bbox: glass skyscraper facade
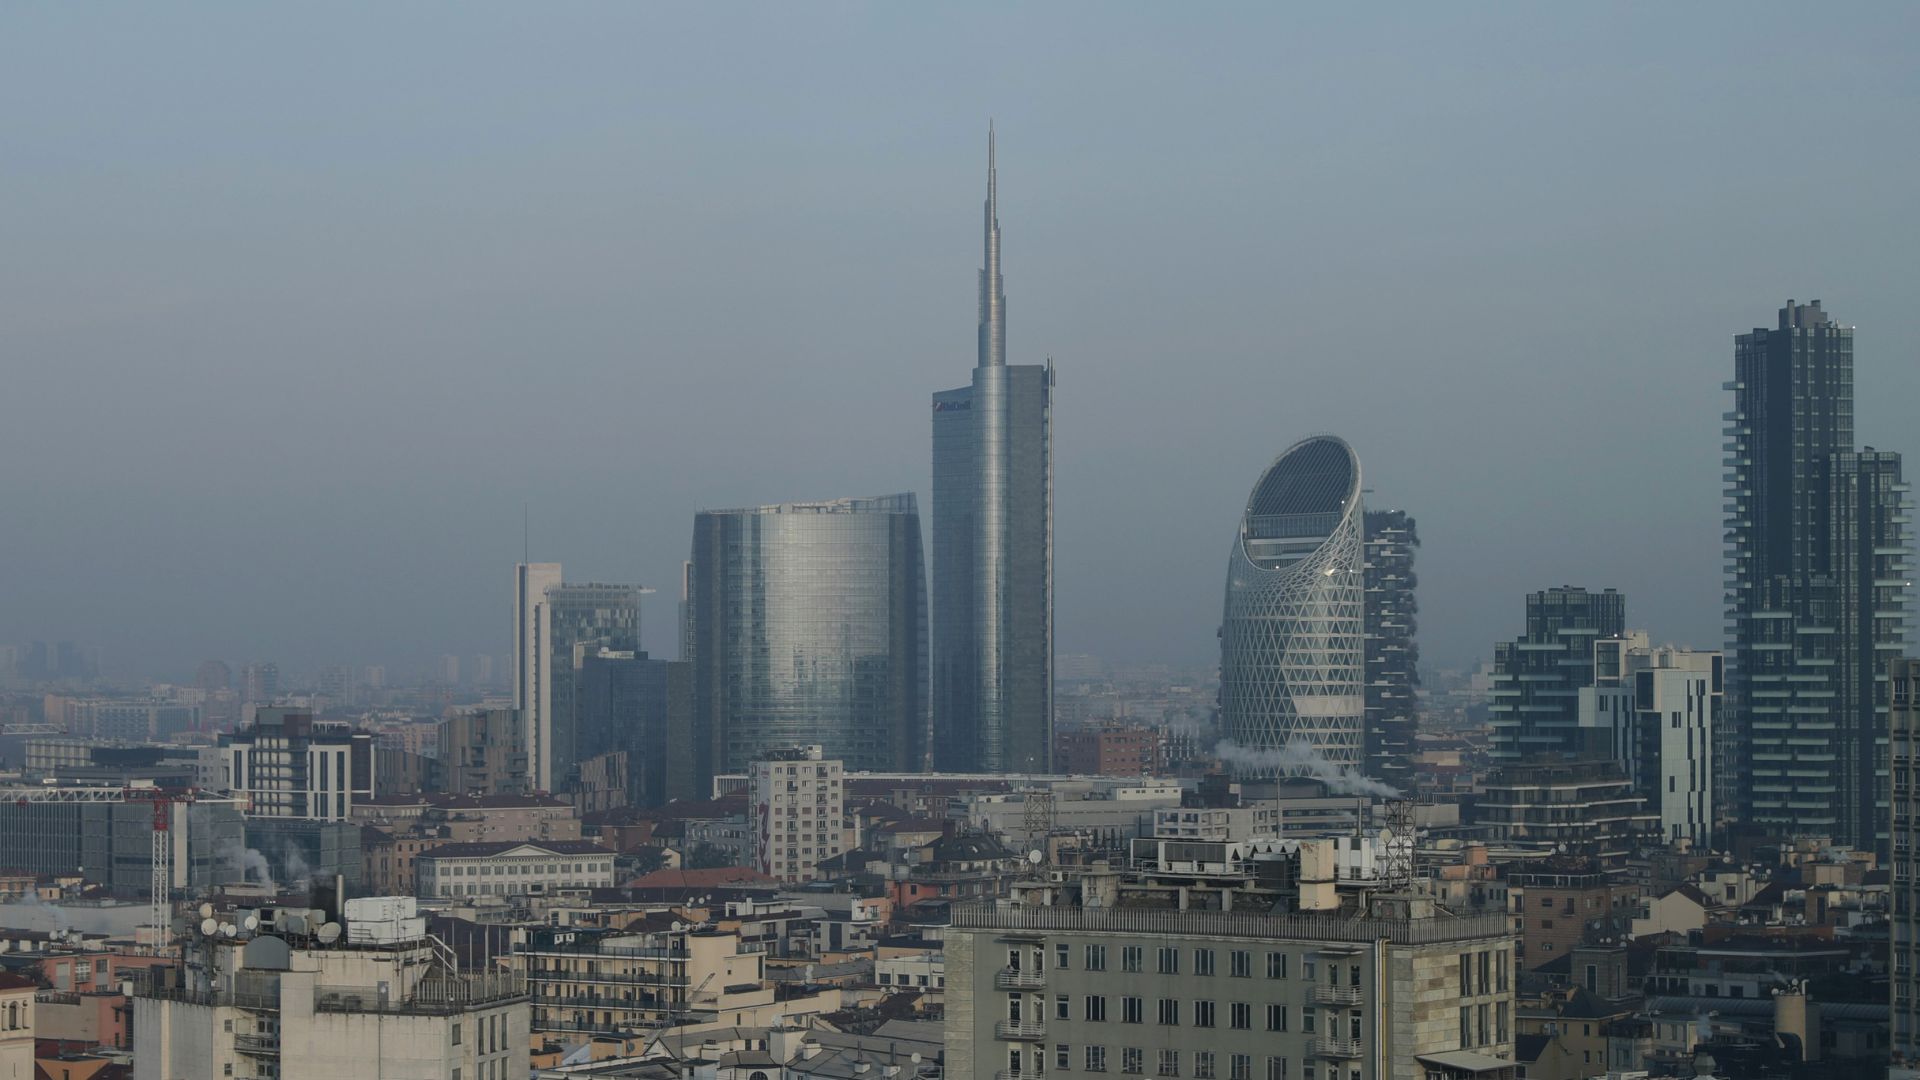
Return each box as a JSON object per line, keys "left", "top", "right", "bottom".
{"left": 931, "top": 127, "right": 1055, "bottom": 774}
{"left": 1219, "top": 436, "right": 1366, "bottom": 775}
{"left": 689, "top": 493, "right": 929, "bottom": 774}
{"left": 1488, "top": 586, "right": 1626, "bottom": 764}
{"left": 1725, "top": 300, "right": 1909, "bottom": 852}
{"left": 512, "top": 564, "right": 646, "bottom": 793}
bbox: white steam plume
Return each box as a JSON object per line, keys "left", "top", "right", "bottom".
{"left": 1213, "top": 738, "right": 1400, "bottom": 798}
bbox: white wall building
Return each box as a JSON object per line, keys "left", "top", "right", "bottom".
{"left": 0, "top": 972, "right": 32, "bottom": 1080}
{"left": 414, "top": 839, "right": 616, "bottom": 900}
{"left": 1579, "top": 638, "right": 1720, "bottom": 847}
{"left": 750, "top": 746, "right": 848, "bottom": 883}
{"left": 134, "top": 897, "right": 527, "bottom": 1080}
{"left": 221, "top": 708, "right": 373, "bottom": 821}
{"left": 514, "top": 562, "right": 565, "bottom": 794}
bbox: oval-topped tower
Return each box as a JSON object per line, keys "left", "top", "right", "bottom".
{"left": 1219, "top": 435, "right": 1366, "bottom": 776}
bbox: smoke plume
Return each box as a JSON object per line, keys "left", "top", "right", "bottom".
{"left": 218, "top": 839, "right": 273, "bottom": 885}
{"left": 1213, "top": 738, "right": 1400, "bottom": 798}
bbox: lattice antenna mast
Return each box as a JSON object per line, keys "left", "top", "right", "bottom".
{"left": 1382, "top": 797, "right": 1415, "bottom": 890}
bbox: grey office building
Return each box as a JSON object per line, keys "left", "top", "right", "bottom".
{"left": 1488, "top": 587, "right": 1626, "bottom": 763}
{"left": 575, "top": 649, "right": 696, "bottom": 807}
{"left": 1725, "top": 300, "right": 1909, "bottom": 852}
{"left": 513, "top": 566, "right": 646, "bottom": 793}
{"left": 689, "top": 494, "right": 929, "bottom": 774}
{"left": 932, "top": 126, "right": 1055, "bottom": 774}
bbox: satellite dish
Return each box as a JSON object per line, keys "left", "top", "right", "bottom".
{"left": 1027, "top": 850, "right": 1043, "bottom": 865}
{"left": 910, "top": 1053, "right": 923, "bottom": 1064}
{"left": 243, "top": 915, "right": 260, "bottom": 931}
{"left": 804, "top": 964, "right": 816, "bottom": 981}
{"left": 219, "top": 924, "right": 236, "bottom": 938}
{"left": 198, "top": 903, "right": 214, "bottom": 919}
{"left": 199, "top": 918, "right": 218, "bottom": 937}
{"left": 317, "top": 923, "right": 342, "bottom": 945}
{"left": 671, "top": 921, "right": 683, "bottom": 932}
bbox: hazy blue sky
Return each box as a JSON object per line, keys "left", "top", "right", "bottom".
{"left": 4, "top": 3, "right": 1917, "bottom": 681}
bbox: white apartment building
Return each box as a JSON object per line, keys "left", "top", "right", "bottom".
{"left": 750, "top": 746, "right": 848, "bottom": 883}
{"left": 415, "top": 839, "right": 616, "bottom": 900}
{"left": 1579, "top": 638, "right": 1720, "bottom": 847}
{"left": 220, "top": 708, "right": 374, "bottom": 821}
{"left": 134, "top": 897, "right": 528, "bottom": 1080}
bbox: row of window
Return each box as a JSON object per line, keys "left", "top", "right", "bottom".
{"left": 1455, "top": 949, "right": 1510, "bottom": 996}
{"left": 1044, "top": 996, "right": 1330, "bottom": 1034}
{"left": 430, "top": 861, "right": 606, "bottom": 877}
{"left": 1040, "top": 945, "right": 1349, "bottom": 983}
{"left": 1016, "top": 1047, "right": 1354, "bottom": 1080}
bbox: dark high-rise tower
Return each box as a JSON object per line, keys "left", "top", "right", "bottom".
{"left": 1489, "top": 587, "right": 1626, "bottom": 763}
{"left": 1362, "top": 509, "right": 1420, "bottom": 789}
{"left": 1725, "top": 300, "right": 1909, "bottom": 853}
{"left": 932, "top": 126, "right": 1055, "bottom": 774}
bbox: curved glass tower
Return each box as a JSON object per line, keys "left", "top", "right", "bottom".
{"left": 1220, "top": 436, "right": 1366, "bottom": 776}
{"left": 689, "top": 494, "right": 929, "bottom": 776}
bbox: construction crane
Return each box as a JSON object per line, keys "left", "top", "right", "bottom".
{"left": 0, "top": 784, "right": 240, "bottom": 938}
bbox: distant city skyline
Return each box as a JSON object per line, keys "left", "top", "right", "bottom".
{"left": 3, "top": 5, "right": 1917, "bottom": 681}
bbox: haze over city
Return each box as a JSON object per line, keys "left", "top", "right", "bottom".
{"left": 5, "top": 3, "right": 1919, "bottom": 679}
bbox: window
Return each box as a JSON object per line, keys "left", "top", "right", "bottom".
{"left": 1348, "top": 965, "right": 1360, "bottom": 990}
{"left": 1458, "top": 953, "right": 1470, "bottom": 995}
{"left": 1266, "top": 952, "right": 1288, "bottom": 979}
{"left": 1123, "top": 1049, "right": 1143, "bottom": 1075}
{"left": 1230, "top": 1003, "right": 1251, "bottom": 1030}
{"left": 1157, "top": 999, "right": 1179, "bottom": 1025}
{"left": 1265, "top": 1058, "right": 1288, "bottom": 1080}
{"left": 1195, "top": 1052, "right": 1216, "bottom": 1080}
{"left": 1230, "top": 950, "right": 1252, "bottom": 978}
{"left": 1301, "top": 1007, "right": 1316, "bottom": 1034}
{"left": 1158, "top": 1050, "right": 1180, "bottom": 1078}
{"left": 1194, "top": 1001, "right": 1215, "bottom": 1028}
{"left": 1086, "top": 1047, "right": 1107, "bottom": 1073}
{"left": 1085, "top": 996, "right": 1107, "bottom": 1023}
{"left": 1301, "top": 960, "right": 1316, "bottom": 981}
{"left": 453, "top": 1022, "right": 462, "bottom": 1045}
{"left": 1087, "top": 945, "right": 1108, "bottom": 972}
{"left": 1497, "top": 952, "right": 1510, "bottom": 992}
{"left": 1230, "top": 1055, "right": 1252, "bottom": 1080}
{"left": 1194, "top": 949, "right": 1216, "bottom": 976}
{"left": 1122, "top": 946, "right": 1143, "bottom": 974}
{"left": 1157, "top": 947, "right": 1180, "bottom": 975}
{"left": 1459, "top": 1007, "right": 1471, "bottom": 1049}
{"left": 1266, "top": 1004, "right": 1288, "bottom": 1032}
{"left": 1349, "top": 1014, "right": 1361, "bottom": 1041}
{"left": 1058, "top": 996, "right": 1071, "bottom": 1020}
{"left": 1059, "top": 1046, "right": 1072, "bottom": 1070}
{"left": 1478, "top": 952, "right": 1490, "bottom": 995}
{"left": 1058, "top": 945, "right": 1072, "bottom": 970}
{"left": 1122, "top": 997, "right": 1143, "bottom": 1024}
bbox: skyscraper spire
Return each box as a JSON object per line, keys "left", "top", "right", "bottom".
{"left": 979, "top": 122, "right": 1005, "bottom": 368}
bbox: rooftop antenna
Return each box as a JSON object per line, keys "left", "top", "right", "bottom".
{"left": 523, "top": 503, "right": 530, "bottom": 563}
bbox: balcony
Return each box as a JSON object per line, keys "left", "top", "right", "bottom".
{"left": 996, "top": 1072, "right": 1045, "bottom": 1080}
{"left": 233, "top": 1034, "right": 281, "bottom": 1055}
{"left": 995, "top": 1020, "right": 1048, "bottom": 1041}
{"left": 1314, "top": 1035, "right": 1363, "bottom": 1058}
{"left": 1312, "top": 985, "right": 1363, "bottom": 1005}
{"left": 996, "top": 968, "right": 1045, "bottom": 990}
